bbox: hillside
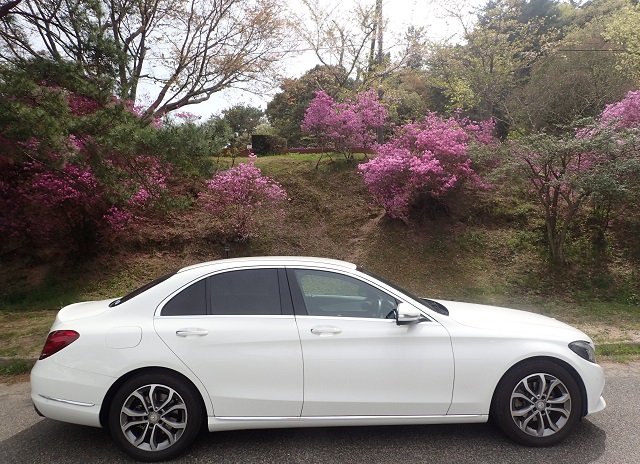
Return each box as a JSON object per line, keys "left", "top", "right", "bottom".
{"left": 1, "top": 154, "right": 639, "bottom": 365}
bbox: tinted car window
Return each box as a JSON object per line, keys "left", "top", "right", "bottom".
{"left": 293, "top": 269, "right": 397, "bottom": 319}
{"left": 161, "top": 279, "right": 207, "bottom": 316}
{"left": 209, "top": 269, "right": 282, "bottom": 315}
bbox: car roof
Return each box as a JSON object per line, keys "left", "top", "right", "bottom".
{"left": 178, "top": 256, "right": 357, "bottom": 273}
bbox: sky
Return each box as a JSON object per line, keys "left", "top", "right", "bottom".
{"left": 179, "top": 0, "right": 482, "bottom": 119}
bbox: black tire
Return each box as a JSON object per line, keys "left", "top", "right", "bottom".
{"left": 491, "top": 360, "right": 583, "bottom": 447}
{"left": 108, "top": 372, "right": 203, "bottom": 462}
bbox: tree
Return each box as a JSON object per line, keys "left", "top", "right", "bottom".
{"left": 222, "top": 105, "right": 264, "bottom": 137}
{"left": 147, "top": 115, "right": 234, "bottom": 175}
{"left": 379, "top": 69, "right": 432, "bottom": 126}
{"left": 0, "top": 0, "right": 22, "bottom": 19}
{"left": 295, "top": 0, "right": 378, "bottom": 89}
{"left": 508, "top": 90, "right": 640, "bottom": 264}
{"left": 301, "top": 89, "right": 387, "bottom": 161}
{"left": 506, "top": 1, "right": 639, "bottom": 133}
{"left": 602, "top": 3, "right": 640, "bottom": 82}
{"left": 1, "top": 0, "right": 291, "bottom": 118}
{"left": 295, "top": 0, "right": 422, "bottom": 91}
{"left": 359, "top": 113, "right": 495, "bottom": 222}
{"left": 431, "top": 0, "right": 564, "bottom": 136}
{"left": 507, "top": 41, "right": 636, "bottom": 133}
{"left": 266, "top": 65, "right": 351, "bottom": 146}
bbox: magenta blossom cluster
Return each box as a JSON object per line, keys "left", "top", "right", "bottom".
{"left": 125, "top": 155, "right": 171, "bottom": 206}
{"left": 67, "top": 93, "right": 101, "bottom": 116}
{"left": 109, "top": 96, "right": 163, "bottom": 127}
{"left": 301, "top": 89, "right": 387, "bottom": 153}
{"left": 359, "top": 113, "right": 495, "bottom": 221}
{"left": 599, "top": 89, "right": 640, "bottom": 130}
{"left": 1, "top": 151, "right": 172, "bottom": 242}
{"left": 199, "top": 162, "right": 288, "bottom": 241}
{"left": 20, "top": 161, "right": 103, "bottom": 238}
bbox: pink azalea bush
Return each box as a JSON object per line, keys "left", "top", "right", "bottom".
{"left": 12, "top": 161, "right": 105, "bottom": 243}
{"left": 359, "top": 113, "right": 495, "bottom": 221}
{"left": 301, "top": 90, "right": 387, "bottom": 156}
{"left": 199, "top": 162, "right": 288, "bottom": 241}
{"left": 599, "top": 89, "right": 640, "bottom": 130}
{"left": 0, "top": 153, "right": 172, "bottom": 245}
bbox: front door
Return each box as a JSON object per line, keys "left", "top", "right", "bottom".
{"left": 288, "top": 268, "right": 454, "bottom": 417}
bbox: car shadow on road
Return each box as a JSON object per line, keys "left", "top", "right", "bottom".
{"left": 189, "top": 420, "right": 606, "bottom": 463}
{"left": 0, "top": 419, "right": 606, "bottom": 463}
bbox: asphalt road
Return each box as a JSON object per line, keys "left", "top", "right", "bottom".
{"left": 1, "top": 362, "right": 638, "bottom": 464}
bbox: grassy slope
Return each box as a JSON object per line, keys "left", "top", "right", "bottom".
{"left": 1, "top": 154, "right": 639, "bottom": 368}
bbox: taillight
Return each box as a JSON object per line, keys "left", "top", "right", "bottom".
{"left": 39, "top": 330, "right": 80, "bottom": 360}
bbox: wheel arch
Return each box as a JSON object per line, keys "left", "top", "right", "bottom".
{"left": 490, "top": 356, "right": 589, "bottom": 418}
{"left": 99, "top": 366, "right": 208, "bottom": 429}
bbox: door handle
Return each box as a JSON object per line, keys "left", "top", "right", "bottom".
{"left": 311, "top": 326, "right": 342, "bottom": 336}
{"left": 176, "top": 328, "right": 209, "bottom": 337}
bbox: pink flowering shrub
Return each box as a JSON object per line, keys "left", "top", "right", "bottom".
{"left": 301, "top": 90, "right": 387, "bottom": 157}
{"left": 359, "top": 113, "right": 495, "bottom": 221}
{"left": 13, "top": 161, "right": 105, "bottom": 246}
{"left": 122, "top": 155, "right": 171, "bottom": 206}
{"left": 0, "top": 150, "right": 172, "bottom": 250}
{"left": 199, "top": 162, "right": 288, "bottom": 241}
{"left": 67, "top": 93, "right": 101, "bottom": 116}
{"left": 599, "top": 89, "right": 640, "bottom": 130}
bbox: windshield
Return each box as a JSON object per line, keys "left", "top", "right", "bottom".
{"left": 109, "top": 270, "right": 177, "bottom": 307}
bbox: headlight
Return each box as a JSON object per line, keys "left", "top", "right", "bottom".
{"left": 569, "top": 340, "right": 596, "bottom": 363}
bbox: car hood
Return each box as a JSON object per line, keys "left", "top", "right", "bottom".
{"left": 55, "top": 299, "right": 113, "bottom": 323}
{"left": 433, "top": 299, "right": 588, "bottom": 339}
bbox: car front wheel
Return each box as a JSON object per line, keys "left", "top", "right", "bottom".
{"left": 491, "top": 360, "right": 583, "bottom": 446}
{"left": 108, "top": 372, "right": 203, "bottom": 462}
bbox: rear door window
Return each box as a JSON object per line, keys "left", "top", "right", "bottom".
{"left": 209, "top": 269, "right": 282, "bottom": 316}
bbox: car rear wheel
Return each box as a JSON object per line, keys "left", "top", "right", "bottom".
{"left": 108, "top": 372, "right": 203, "bottom": 462}
{"left": 491, "top": 360, "right": 583, "bottom": 446}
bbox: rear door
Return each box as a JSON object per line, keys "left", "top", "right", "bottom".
{"left": 154, "top": 267, "right": 303, "bottom": 417}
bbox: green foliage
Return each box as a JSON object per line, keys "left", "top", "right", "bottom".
{"left": 602, "top": 4, "right": 640, "bottom": 81}
{"left": 0, "top": 358, "right": 35, "bottom": 376}
{"left": 146, "top": 116, "right": 233, "bottom": 175}
{"left": 428, "top": 0, "right": 564, "bottom": 135}
{"left": 380, "top": 70, "right": 431, "bottom": 126}
{"left": 251, "top": 134, "right": 287, "bottom": 156}
{"left": 1, "top": 59, "right": 104, "bottom": 160}
{"left": 508, "top": 4, "right": 638, "bottom": 133}
{"left": 0, "top": 59, "right": 179, "bottom": 255}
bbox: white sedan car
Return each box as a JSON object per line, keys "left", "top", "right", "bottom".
{"left": 31, "top": 257, "right": 606, "bottom": 461}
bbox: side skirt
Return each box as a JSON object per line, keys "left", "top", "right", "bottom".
{"left": 208, "top": 414, "right": 488, "bottom": 432}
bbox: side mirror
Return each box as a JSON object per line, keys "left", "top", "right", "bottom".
{"left": 396, "top": 302, "right": 424, "bottom": 325}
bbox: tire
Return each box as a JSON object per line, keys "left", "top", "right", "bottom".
{"left": 491, "top": 360, "right": 583, "bottom": 447}
{"left": 108, "top": 372, "right": 203, "bottom": 462}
